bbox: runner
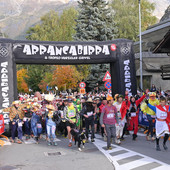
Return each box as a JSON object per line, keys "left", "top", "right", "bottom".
{"left": 128, "top": 94, "right": 146, "bottom": 140}
{"left": 3, "top": 100, "right": 27, "bottom": 144}
{"left": 146, "top": 97, "right": 170, "bottom": 151}
{"left": 113, "top": 95, "right": 129, "bottom": 144}
{"left": 63, "top": 98, "right": 78, "bottom": 147}
{"left": 141, "top": 92, "right": 159, "bottom": 141}
{"left": 81, "top": 98, "right": 95, "bottom": 143}
{"left": 46, "top": 104, "right": 58, "bottom": 146}
{"left": 100, "top": 95, "right": 118, "bottom": 150}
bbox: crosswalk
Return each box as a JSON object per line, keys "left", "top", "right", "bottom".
{"left": 93, "top": 138, "right": 170, "bottom": 170}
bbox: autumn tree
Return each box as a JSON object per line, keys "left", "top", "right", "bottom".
{"left": 17, "top": 69, "right": 29, "bottom": 93}
{"left": 51, "top": 65, "right": 81, "bottom": 91}
{"left": 38, "top": 72, "right": 53, "bottom": 92}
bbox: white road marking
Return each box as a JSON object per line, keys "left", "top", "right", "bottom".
{"left": 94, "top": 139, "right": 170, "bottom": 170}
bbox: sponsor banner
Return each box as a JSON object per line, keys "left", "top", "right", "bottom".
{"left": 0, "top": 43, "right": 14, "bottom": 109}
{"left": 13, "top": 41, "right": 117, "bottom": 64}
{"left": 111, "top": 40, "right": 137, "bottom": 96}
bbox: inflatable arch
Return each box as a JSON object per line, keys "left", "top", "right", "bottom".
{"left": 0, "top": 38, "right": 137, "bottom": 109}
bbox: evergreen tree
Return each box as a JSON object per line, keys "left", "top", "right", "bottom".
{"left": 74, "top": 0, "right": 116, "bottom": 41}
{"left": 74, "top": 0, "right": 116, "bottom": 92}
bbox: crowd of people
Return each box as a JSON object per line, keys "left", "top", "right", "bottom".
{"left": 1, "top": 87, "right": 170, "bottom": 151}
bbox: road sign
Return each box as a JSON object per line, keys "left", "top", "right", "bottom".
{"left": 80, "top": 88, "right": 86, "bottom": 94}
{"left": 79, "top": 82, "right": 86, "bottom": 88}
{"left": 104, "top": 81, "right": 112, "bottom": 89}
{"left": 103, "top": 71, "right": 111, "bottom": 81}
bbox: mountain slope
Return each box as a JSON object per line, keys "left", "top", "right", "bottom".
{"left": 0, "top": 0, "right": 169, "bottom": 40}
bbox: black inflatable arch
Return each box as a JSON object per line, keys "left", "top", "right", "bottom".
{"left": 0, "top": 38, "right": 137, "bottom": 109}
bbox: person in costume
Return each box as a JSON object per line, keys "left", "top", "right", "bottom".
{"left": 31, "top": 103, "right": 42, "bottom": 144}
{"left": 63, "top": 98, "right": 78, "bottom": 147}
{"left": 128, "top": 94, "right": 146, "bottom": 140}
{"left": 141, "top": 92, "right": 159, "bottom": 141}
{"left": 146, "top": 97, "right": 170, "bottom": 151}
{"left": 46, "top": 104, "right": 58, "bottom": 146}
{"left": 3, "top": 100, "right": 27, "bottom": 144}
{"left": 81, "top": 98, "right": 95, "bottom": 143}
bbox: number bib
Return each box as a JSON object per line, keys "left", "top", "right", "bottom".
{"left": 107, "top": 113, "right": 114, "bottom": 119}
{"left": 131, "top": 112, "right": 136, "bottom": 117}
{"left": 87, "top": 111, "right": 93, "bottom": 117}
{"left": 68, "top": 110, "right": 75, "bottom": 117}
{"left": 18, "top": 122, "right": 22, "bottom": 127}
{"left": 37, "top": 123, "right": 42, "bottom": 129}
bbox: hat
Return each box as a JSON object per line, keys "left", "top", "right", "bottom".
{"left": 68, "top": 98, "right": 73, "bottom": 103}
{"left": 46, "top": 104, "right": 55, "bottom": 110}
{"left": 45, "top": 94, "right": 54, "bottom": 101}
{"left": 33, "top": 102, "right": 41, "bottom": 108}
{"left": 149, "top": 92, "right": 156, "bottom": 97}
{"left": 107, "top": 95, "right": 113, "bottom": 101}
{"left": 94, "top": 97, "right": 100, "bottom": 100}
{"left": 86, "top": 98, "right": 93, "bottom": 103}
{"left": 12, "top": 100, "right": 20, "bottom": 105}
{"left": 117, "top": 94, "right": 124, "bottom": 99}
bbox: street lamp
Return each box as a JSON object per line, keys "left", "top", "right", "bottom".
{"left": 139, "top": 0, "right": 143, "bottom": 90}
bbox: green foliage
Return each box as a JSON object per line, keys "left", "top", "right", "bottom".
{"left": 110, "top": 0, "right": 157, "bottom": 41}
{"left": 26, "top": 7, "right": 78, "bottom": 41}
{"left": 24, "top": 65, "right": 54, "bottom": 92}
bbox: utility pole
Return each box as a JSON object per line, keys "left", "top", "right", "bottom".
{"left": 139, "top": 0, "right": 143, "bottom": 90}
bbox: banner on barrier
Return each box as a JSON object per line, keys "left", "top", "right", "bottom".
{"left": 0, "top": 114, "right": 5, "bottom": 135}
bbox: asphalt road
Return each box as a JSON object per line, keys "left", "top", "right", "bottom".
{"left": 0, "top": 135, "right": 114, "bottom": 170}
{"left": 0, "top": 130, "right": 170, "bottom": 170}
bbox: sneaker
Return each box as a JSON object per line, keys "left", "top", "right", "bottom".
{"left": 48, "top": 142, "right": 52, "bottom": 146}
{"left": 156, "top": 145, "right": 161, "bottom": 151}
{"left": 68, "top": 143, "right": 72, "bottom": 147}
{"left": 120, "top": 137, "right": 125, "bottom": 141}
{"left": 163, "top": 143, "right": 168, "bottom": 150}
{"left": 151, "top": 137, "right": 155, "bottom": 141}
{"left": 91, "top": 139, "right": 95, "bottom": 142}
{"left": 53, "top": 142, "right": 58, "bottom": 146}
{"left": 107, "top": 146, "right": 112, "bottom": 150}
{"left": 86, "top": 139, "right": 89, "bottom": 143}
{"left": 11, "top": 139, "right": 15, "bottom": 143}
{"left": 26, "top": 136, "right": 30, "bottom": 140}
{"left": 17, "top": 140, "right": 22, "bottom": 144}
{"left": 146, "top": 136, "right": 151, "bottom": 141}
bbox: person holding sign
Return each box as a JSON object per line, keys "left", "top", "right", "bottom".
{"left": 81, "top": 98, "right": 95, "bottom": 143}
{"left": 100, "top": 95, "right": 118, "bottom": 150}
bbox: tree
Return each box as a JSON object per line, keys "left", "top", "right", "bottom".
{"left": 17, "top": 69, "right": 29, "bottom": 93}
{"left": 74, "top": 0, "right": 116, "bottom": 41}
{"left": 110, "top": 0, "right": 157, "bottom": 41}
{"left": 38, "top": 72, "right": 53, "bottom": 93}
{"left": 74, "top": 0, "right": 117, "bottom": 92}
{"left": 51, "top": 65, "right": 81, "bottom": 91}
{"left": 24, "top": 65, "right": 54, "bottom": 92}
{"left": 26, "top": 7, "right": 78, "bottom": 41}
